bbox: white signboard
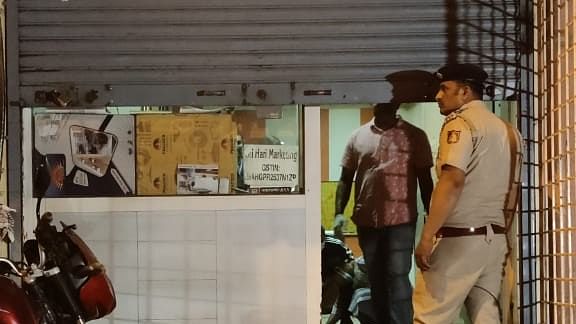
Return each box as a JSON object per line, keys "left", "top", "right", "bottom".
{"left": 243, "top": 144, "right": 299, "bottom": 188}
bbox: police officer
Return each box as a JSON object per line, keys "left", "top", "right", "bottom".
{"left": 413, "top": 64, "right": 522, "bottom": 323}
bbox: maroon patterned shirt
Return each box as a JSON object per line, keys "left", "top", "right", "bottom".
{"left": 341, "top": 117, "right": 433, "bottom": 227}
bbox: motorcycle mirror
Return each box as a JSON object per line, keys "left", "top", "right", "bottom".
{"left": 33, "top": 149, "right": 51, "bottom": 220}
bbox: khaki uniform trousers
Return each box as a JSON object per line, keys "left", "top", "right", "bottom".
{"left": 413, "top": 232, "right": 507, "bottom": 324}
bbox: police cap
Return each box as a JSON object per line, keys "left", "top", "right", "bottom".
{"left": 434, "top": 63, "right": 488, "bottom": 85}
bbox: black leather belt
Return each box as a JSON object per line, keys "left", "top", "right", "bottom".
{"left": 437, "top": 224, "right": 506, "bottom": 238}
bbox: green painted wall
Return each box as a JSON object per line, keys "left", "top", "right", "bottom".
{"left": 328, "top": 106, "right": 361, "bottom": 181}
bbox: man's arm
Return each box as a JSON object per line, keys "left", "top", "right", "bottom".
{"left": 416, "top": 167, "right": 433, "bottom": 214}
{"left": 333, "top": 167, "right": 355, "bottom": 240}
{"left": 415, "top": 165, "right": 465, "bottom": 271}
{"left": 335, "top": 167, "right": 355, "bottom": 215}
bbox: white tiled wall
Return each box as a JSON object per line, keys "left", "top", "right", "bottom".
{"left": 217, "top": 209, "right": 307, "bottom": 324}
{"left": 23, "top": 108, "right": 322, "bottom": 324}
{"left": 53, "top": 207, "right": 307, "bottom": 324}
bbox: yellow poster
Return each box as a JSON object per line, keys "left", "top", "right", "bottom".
{"left": 136, "top": 114, "right": 237, "bottom": 195}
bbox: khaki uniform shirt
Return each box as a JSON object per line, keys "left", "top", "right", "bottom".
{"left": 436, "top": 100, "right": 510, "bottom": 228}
{"left": 341, "top": 117, "right": 433, "bottom": 228}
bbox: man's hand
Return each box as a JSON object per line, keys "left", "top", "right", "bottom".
{"left": 333, "top": 214, "right": 347, "bottom": 241}
{"left": 333, "top": 214, "right": 346, "bottom": 230}
{"left": 415, "top": 236, "right": 435, "bottom": 271}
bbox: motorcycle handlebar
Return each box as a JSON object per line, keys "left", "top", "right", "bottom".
{"left": 0, "top": 257, "right": 23, "bottom": 276}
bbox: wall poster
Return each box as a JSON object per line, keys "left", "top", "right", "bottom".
{"left": 242, "top": 144, "right": 299, "bottom": 193}
{"left": 136, "top": 114, "right": 237, "bottom": 195}
{"left": 33, "top": 114, "right": 135, "bottom": 197}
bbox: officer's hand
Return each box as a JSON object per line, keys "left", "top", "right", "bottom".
{"left": 415, "top": 236, "right": 435, "bottom": 271}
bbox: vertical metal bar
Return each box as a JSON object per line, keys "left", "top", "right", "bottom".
{"left": 299, "top": 104, "right": 305, "bottom": 194}
{"left": 0, "top": 0, "right": 7, "bottom": 259}
{"left": 6, "top": 0, "right": 22, "bottom": 261}
{"left": 517, "top": 0, "right": 537, "bottom": 321}
{"left": 537, "top": 1, "right": 546, "bottom": 321}
{"left": 543, "top": 0, "right": 554, "bottom": 321}
{"left": 536, "top": 0, "right": 576, "bottom": 321}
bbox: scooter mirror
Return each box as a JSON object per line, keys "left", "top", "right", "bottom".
{"left": 33, "top": 148, "right": 51, "bottom": 199}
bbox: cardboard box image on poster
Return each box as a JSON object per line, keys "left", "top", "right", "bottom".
{"left": 136, "top": 114, "right": 237, "bottom": 195}
{"left": 176, "top": 164, "right": 221, "bottom": 195}
{"left": 33, "top": 114, "right": 135, "bottom": 197}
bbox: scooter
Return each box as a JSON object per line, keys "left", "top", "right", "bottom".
{"left": 0, "top": 157, "right": 116, "bottom": 324}
{"left": 321, "top": 227, "right": 376, "bottom": 324}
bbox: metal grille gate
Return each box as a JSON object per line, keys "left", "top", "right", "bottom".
{"left": 535, "top": 0, "right": 576, "bottom": 323}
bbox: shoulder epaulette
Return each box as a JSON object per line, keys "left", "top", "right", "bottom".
{"left": 444, "top": 112, "right": 460, "bottom": 124}
{"left": 441, "top": 111, "right": 479, "bottom": 148}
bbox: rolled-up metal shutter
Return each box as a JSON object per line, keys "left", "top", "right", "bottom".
{"left": 12, "top": 0, "right": 520, "bottom": 106}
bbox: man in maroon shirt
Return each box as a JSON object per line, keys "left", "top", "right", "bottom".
{"left": 334, "top": 102, "right": 434, "bottom": 324}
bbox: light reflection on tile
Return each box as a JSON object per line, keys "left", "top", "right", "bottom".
{"left": 138, "top": 211, "right": 216, "bottom": 242}
{"left": 137, "top": 242, "right": 217, "bottom": 274}
{"left": 216, "top": 209, "right": 307, "bottom": 324}
{"left": 138, "top": 280, "right": 217, "bottom": 320}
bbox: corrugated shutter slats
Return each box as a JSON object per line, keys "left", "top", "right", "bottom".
{"left": 16, "top": 0, "right": 519, "bottom": 106}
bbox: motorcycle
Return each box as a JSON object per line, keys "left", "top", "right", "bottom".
{"left": 321, "top": 227, "right": 376, "bottom": 324}
{"left": 0, "top": 157, "right": 116, "bottom": 324}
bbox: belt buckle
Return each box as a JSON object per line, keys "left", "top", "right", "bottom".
{"left": 469, "top": 227, "right": 476, "bottom": 233}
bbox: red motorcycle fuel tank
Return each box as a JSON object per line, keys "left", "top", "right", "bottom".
{"left": 0, "top": 276, "right": 38, "bottom": 324}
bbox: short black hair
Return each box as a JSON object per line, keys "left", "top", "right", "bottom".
{"left": 374, "top": 102, "right": 400, "bottom": 111}
{"left": 458, "top": 80, "right": 484, "bottom": 98}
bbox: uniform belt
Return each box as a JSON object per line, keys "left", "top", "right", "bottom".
{"left": 437, "top": 224, "right": 506, "bottom": 238}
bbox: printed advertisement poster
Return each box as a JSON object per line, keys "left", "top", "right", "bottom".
{"left": 242, "top": 144, "right": 299, "bottom": 189}
{"left": 136, "top": 114, "right": 237, "bottom": 195}
{"left": 33, "top": 114, "right": 135, "bottom": 197}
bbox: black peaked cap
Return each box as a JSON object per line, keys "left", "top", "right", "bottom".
{"left": 434, "top": 63, "right": 488, "bottom": 84}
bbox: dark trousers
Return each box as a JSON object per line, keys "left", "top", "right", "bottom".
{"left": 357, "top": 223, "right": 416, "bottom": 324}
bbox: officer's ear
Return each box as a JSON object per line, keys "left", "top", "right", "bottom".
{"left": 457, "top": 83, "right": 473, "bottom": 99}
